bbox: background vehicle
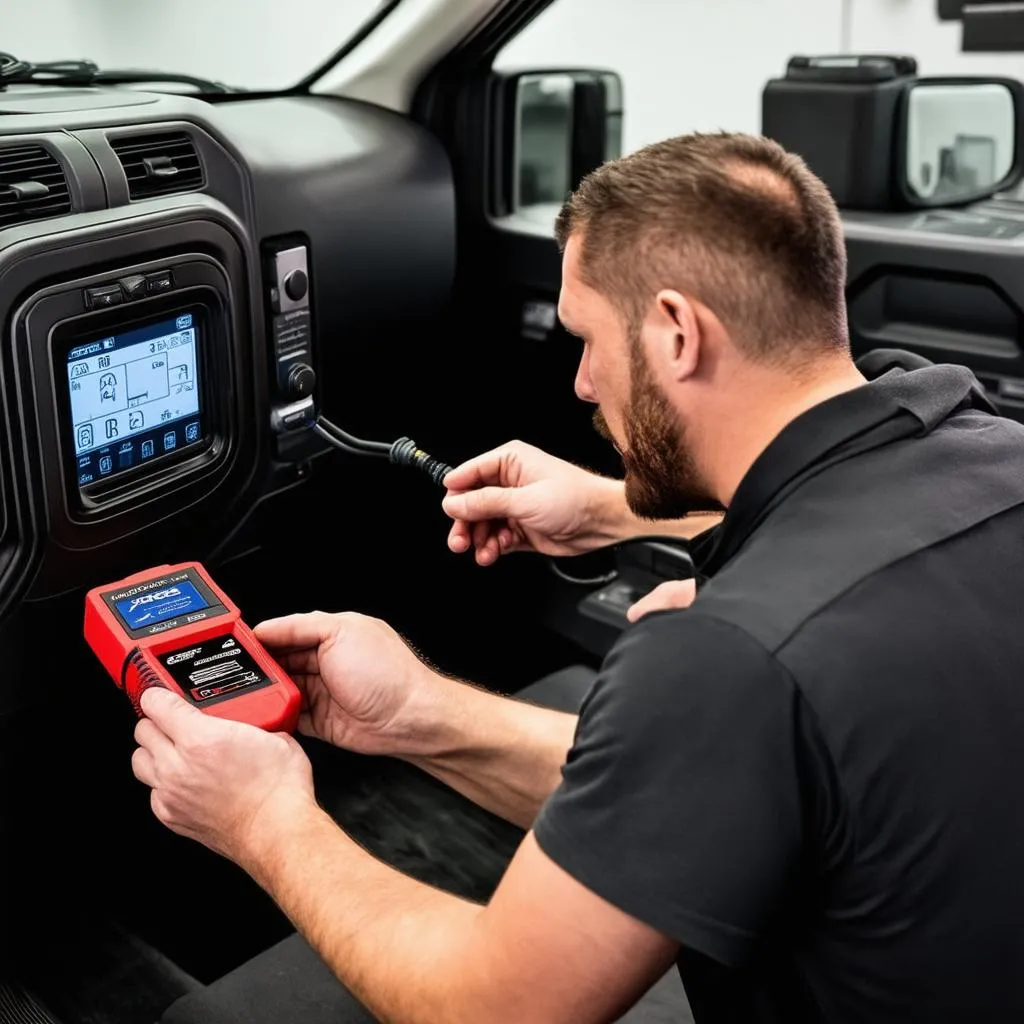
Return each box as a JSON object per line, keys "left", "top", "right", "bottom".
{"left": 2, "top": 1, "right": 1023, "bottom": 1021}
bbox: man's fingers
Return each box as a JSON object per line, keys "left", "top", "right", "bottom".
{"left": 134, "top": 716, "right": 176, "bottom": 759}
{"left": 296, "top": 711, "right": 319, "bottom": 738}
{"left": 626, "top": 579, "right": 698, "bottom": 623}
{"left": 252, "top": 611, "right": 335, "bottom": 652}
{"left": 276, "top": 649, "right": 320, "bottom": 677}
{"left": 448, "top": 519, "right": 471, "bottom": 553}
{"left": 442, "top": 445, "right": 518, "bottom": 492}
{"left": 447, "top": 514, "right": 516, "bottom": 563}
{"left": 442, "top": 486, "right": 519, "bottom": 523}
{"left": 471, "top": 519, "right": 495, "bottom": 562}
{"left": 477, "top": 537, "right": 501, "bottom": 566}
{"left": 139, "top": 686, "right": 205, "bottom": 741}
{"left": 131, "top": 746, "right": 157, "bottom": 787}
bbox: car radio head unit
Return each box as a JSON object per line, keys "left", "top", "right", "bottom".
{"left": 64, "top": 309, "right": 207, "bottom": 488}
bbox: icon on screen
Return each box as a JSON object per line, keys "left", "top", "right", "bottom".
{"left": 185, "top": 422, "right": 200, "bottom": 443}
{"left": 99, "top": 456, "right": 113, "bottom": 474}
{"left": 99, "top": 373, "right": 117, "bottom": 404}
{"left": 79, "top": 472, "right": 93, "bottom": 485}
{"left": 129, "top": 411, "right": 144, "bottom": 431}
{"left": 105, "top": 418, "right": 119, "bottom": 439}
{"left": 163, "top": 431, "right": 177, "bottom": 451}
{"left": 176, "top": 314, "right": 193, "bottom": 330}
{"left": 102, "top": 338, "right": 115, "bottom": 350}
{"left": 77, "top": 424, "right": 94, "bottom": 449}
{"left": 141, "top": 440, "right": 154, "bottom": 459}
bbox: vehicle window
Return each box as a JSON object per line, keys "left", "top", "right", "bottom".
{"left": 4, "top": 0, "right": 387, "bottom": 92}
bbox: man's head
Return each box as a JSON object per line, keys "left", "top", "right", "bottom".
{"left": 555, "top": 131, "right": 851, "bottom": 517}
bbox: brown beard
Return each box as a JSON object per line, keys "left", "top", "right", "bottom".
{"left": 593, "top": 341, "right": 722, "bottom": 519}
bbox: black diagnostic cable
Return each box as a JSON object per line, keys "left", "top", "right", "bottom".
{"left": 0, "top": 52, "right": 99, "bottom": 86}
{"left": 0, "top": 51, "right": 233, "bottom": 93}
{"left": 311, "top": 414, "right": 696, "bottom": 585}
{"left": 312, "top": 415, "right": 454, "bottom": 487}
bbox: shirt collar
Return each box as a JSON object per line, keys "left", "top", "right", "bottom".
{"left": 698, "top": 364, "right": 994, "bottom": 576}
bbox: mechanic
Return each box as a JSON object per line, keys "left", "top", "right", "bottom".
{"left": 134, "top": 131, "right": 1024, "bottom": 1023}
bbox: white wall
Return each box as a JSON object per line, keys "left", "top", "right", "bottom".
{"left": 850, "top": 0, "right": 1024, "bottom": 80}
{"left": 496, "top": 0, "right": 845, "bottom": 153}
{"left": 497, "top": 0, "right": 1024, "bottom": 155}
{"left": 2, "top": 2, "right": 116, "bottom": 68}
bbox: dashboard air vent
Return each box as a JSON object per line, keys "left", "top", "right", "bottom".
{"left": 111, "top": 131, "right": 204, "bottom": 200}
{"left": 0, "top": 144, "right": 71, "bottom": 228}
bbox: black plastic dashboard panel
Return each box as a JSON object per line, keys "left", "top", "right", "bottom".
{"left": 3, "top": 207, "right": 257, "bottom": 597}
{"left": 0, "top": 86, "right": 457, "bottom": 621}
{"left": 0, "top": 130, "right": 107, "bottom": 217}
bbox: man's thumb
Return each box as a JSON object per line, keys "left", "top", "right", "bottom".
{"left": 140, "top": 685, "right": 203, "bottom": 735}
{"left": 442, "top": 486, "right": 520, "bottom": 522}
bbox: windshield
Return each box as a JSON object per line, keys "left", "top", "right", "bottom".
{"left": 5, "top": 0, "right": 389, "bottom": 92}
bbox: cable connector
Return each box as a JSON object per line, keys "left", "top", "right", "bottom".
{"left": 389, "top": 437, "right": 454, "bottom": 488}
{"left": 312, "top": 416, "right": 454, "bottom": 489}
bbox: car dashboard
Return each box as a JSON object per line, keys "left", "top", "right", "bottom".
{"left": 0, "top": 85, "right": 456, "bottom": 627}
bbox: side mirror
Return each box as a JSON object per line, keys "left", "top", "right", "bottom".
{"left": 492, "top": 69, "right": 623, "bottom": 217}
{"left": 763, "top": 59, "right": 1024, "bottom": 211}
{"left": 897, "top": 77, "right": 1024, "bottom": 207}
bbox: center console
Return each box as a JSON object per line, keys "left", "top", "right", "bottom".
{"left": 0, "top": 88, "right": 456, "bottom": 624}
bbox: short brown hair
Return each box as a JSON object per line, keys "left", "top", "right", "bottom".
{"left": 555, "top": 132, "right": 849, "bottom": 361}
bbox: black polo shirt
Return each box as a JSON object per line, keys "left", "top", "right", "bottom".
{"left": 533, "top": 358, "right": 1024, "bottom": 1022}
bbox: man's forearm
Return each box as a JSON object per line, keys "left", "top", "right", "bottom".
{"left": 402, "top": 678, "right": 577, "bottom": 829}
{"left": 589, "top": 477, "right": 722, "bottom": 547}
{"left": 244, "top": 796, "right": 502, "bottom": 1024}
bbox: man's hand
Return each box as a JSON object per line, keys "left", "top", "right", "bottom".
{"left": 256, "top": 609, "right": 578, "bottom": 827}
{"left": 626, "top": 579, "right": 698, "bottom": 623}
{"left": 441, "top": 440, "right": 623, "bottom": 566}
{"left": 253, "top": 611, "right": 445, "bottom": 758}
{"left": 131, "top": 687, "right": 315, "bottom": 868}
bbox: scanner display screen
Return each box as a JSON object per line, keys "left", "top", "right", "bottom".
{"left": 114, "top": 579, "right": 210, "bottom": 631}
{"left": 66, "top": 311, "right": 204, "bottom": 486}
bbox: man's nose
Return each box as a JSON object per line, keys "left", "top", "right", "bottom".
{"left": 574, "top": 350, "right": 597, "bottom": 403}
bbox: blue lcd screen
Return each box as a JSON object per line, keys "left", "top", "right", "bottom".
{"left": 114, "top": 579, "right": 210, "bottom": 630}
{"left": 67, "top": 311, "right": 203, "bottom": 487}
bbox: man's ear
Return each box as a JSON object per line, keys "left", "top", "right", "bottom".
{"left": 652, "top": 289, "right": 701, "bottom": 383}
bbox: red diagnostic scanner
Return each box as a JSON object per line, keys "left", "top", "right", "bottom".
{"left": 84, "top": 562, "right": 301, "bottom": 732}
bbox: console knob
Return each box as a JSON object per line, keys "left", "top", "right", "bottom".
{"left": 287, "top": 362, "right": 316, "bottom": 399}
{"left": 283, "top": 269, "right": 308, "bottom": 302}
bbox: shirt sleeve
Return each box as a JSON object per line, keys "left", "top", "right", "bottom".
{"left": 533, "top": 611, "right": 807, "bottom": 968}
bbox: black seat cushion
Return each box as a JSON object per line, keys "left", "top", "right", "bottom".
{"left": 162, "top": 933, "right": 374, "bottom": 1024}
{"left": 162, "top": 930, "right": 691, "bottom": 1024}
